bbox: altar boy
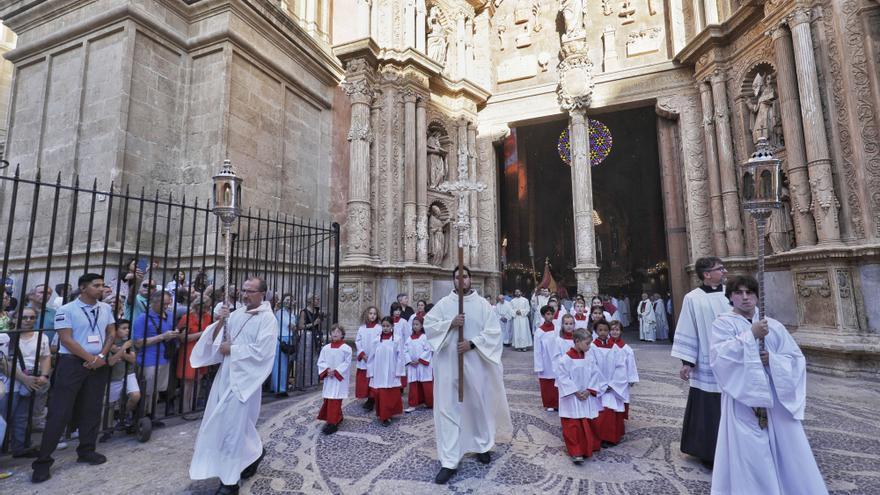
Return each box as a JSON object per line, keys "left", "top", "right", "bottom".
{"left": 556, "top": 328, "right": 602, "bottom": 463}
{"left": 316, "top": 324, "right": 351, "bottom": 434}
{"left": 533, "top": 305, "right": 559, "bottom": 411}
{"left": 590, "top": 320, "right": 628, "bottom": 446}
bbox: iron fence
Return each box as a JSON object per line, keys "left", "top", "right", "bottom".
{"left": 0, "top": 167, "right": 339, "bottom": 453}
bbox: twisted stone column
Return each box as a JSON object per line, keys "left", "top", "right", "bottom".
{"left": 416, "top": 97, "right": 428, "bottom": 263}
{"left": 698, "top": 81, "right": 728, "bottom": 256}
{"left": 710, "top": 69, "right": 745, "bottom": 256}
{"left": 788, "top": 7, "right": 840, "bottom": 244}
{"left": 342, "top": 62, "right": 375, "bottom": 262}
{"left": 770, "top": 24, "right": 817, "bottom": 247}
{"left": 569, "top": 108, "right": 599, "bottom": 294}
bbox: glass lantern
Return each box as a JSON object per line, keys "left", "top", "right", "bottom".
{"left": 740, "top": 137, "right": 782, "bottom": 212}
{"left": 212, "top": 159, "right": 242, "bottom": 225}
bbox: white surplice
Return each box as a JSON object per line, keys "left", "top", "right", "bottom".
{"left": 393, "top": 317, "right": 412, "bottom": 341}
{"left": 533, "top": 323, "right": 559, "bottom": 380}
{"left": 671, "top": 287, "right": 732, "bottom": 393}
{"left": 317, "top": 342, "right": 352, "bottom": 399}
{"left": 637, "top": 299, "right": 657, "bottom": 342}
{"left": 653, "top": 299, "right": 669, "bottom": 340}
{"left": 556, "top": 348, "right": 602, "bottom": 419}
{"left": 404, "top": 332, "right": 434, "bottom": 382}
{"left": 709, "top": 312, "right": 827, "bottom": 495}
{"left": 354, "top": 323, "right": 379, "bottom": 371}
{"left": 493, "top": 301, "right": 514, "bottom": 345}
{"left": 590, "top": 342, "right": 628, "bottom": 411}
{"left": 188, "top": 301, "right": 277, "bottom": 485}
{"left": 367, "top": 334, "right": 405, "bottom": 388}
{"left": 510, "top": 296, "right": 533, "bottom": 349}
{"left": 424, "top": 290, "right": 513, "bottom": 469}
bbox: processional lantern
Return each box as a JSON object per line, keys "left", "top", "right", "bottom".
{"left": 211, "top": 159, "right": 243, "bottom": 335}
{"left": 738, "top": 137, "right": 782, "bottom": 430}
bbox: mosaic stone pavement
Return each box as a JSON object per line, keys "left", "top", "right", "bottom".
{"left": 1, "top": 335, "right": 877, "bottom": 494}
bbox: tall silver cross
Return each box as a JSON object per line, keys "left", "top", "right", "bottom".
{"left": 436, "top": 137, "right": 486, "bottom": 248}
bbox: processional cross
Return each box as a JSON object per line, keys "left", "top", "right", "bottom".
{"left": 436, "top": 132, "right": 486, "bottom": 403}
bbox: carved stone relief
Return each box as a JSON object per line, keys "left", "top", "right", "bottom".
{"left": 427, "top": 6, "right": 449, "bottom": 65}
{"left": 428, "top": 201, "right": 451, "bottom": 266}
{"left": 795, "top": 271, "right": 836, "bottom": 327}
{"left": 746, "top": 72, "right": 782, "bottom": 148}
{"left": 626, "top": 26, "right": 662, "bottom": 56}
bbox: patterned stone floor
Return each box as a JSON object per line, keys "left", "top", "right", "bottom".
{"left": 1, "top": 333, "right": 878, "bottom": 494}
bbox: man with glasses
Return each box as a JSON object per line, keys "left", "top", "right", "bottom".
{"left": 671, "top": 256, "right": 731, "bottom": 469}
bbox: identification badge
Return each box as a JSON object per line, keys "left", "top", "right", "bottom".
{"left": 87, "top": 334, "right": 101, "bottom": 344}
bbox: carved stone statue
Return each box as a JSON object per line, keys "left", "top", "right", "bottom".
{"left": 426, "top": 7, "right": 448, "bottom": 65}
{"left": 767, "top": 184, "right": 794, "bottom": 254}
{"left": 427, "top": 131, "right": 448, "bottom": 188}
{"left": 560, "top": 0, "right": 586, "bottom": 40}
{"left": 748, "top": 73, "right": 780, "bottom": 147}
{"left": 428, "top": 204, "right": 449, "bottom": 265}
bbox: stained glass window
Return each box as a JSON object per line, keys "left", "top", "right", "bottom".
{"left": 557, "top": 119, "right": 613, "bottom": 167}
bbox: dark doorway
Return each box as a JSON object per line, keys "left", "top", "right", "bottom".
{"left": 497, "top": 106, "right": 670, "bottom": 299}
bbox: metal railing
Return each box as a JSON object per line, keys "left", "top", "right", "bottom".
{"left": 0, "top": 167, "right": 339, "bottom": 452}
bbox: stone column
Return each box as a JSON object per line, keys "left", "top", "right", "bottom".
{"left": 467, "top": 121, "right": 479, "bottom": 264}
{"left": 698, "top": 81, "right": 728, "bottom": 257}
{"left": 416, "top": 97, "right": 428, "bottom": 263}
{"left": 770, "top": 24, "right": 817, "bottom": 247}
{"left": 710, "top": 69, "right": 745, "bottom": 256}
{"left": 464, "top": 16, "right": 474, "bottom": 81}
{"left": 456, "top": 12, "right": 467, "bottom": 80}
{"left": 355, "top": 0, "right": 372, "bottom": 39}
{"left": 788, "top": 7, "right": 841, "bottom": 244}
{"left": 656, "top": 113, "right": 690, "bottom": 323}
{"left": 569, "top": 108, "right": 599, "bottom": 294}
{"left": 602, "top": 26, "right": 619, "bottom": 72}
{"left": 703, "top": 0, "right": 719, "bottom": 24}
{"left": 403, "top": 89, "right": 418, "bottom": 262}
{"left": 342, "top": 61, "right": 375, "bottom": 263}
{"left": 457, "top": 117, "right": 471, "bottom": 265}
{"left": 404, "top": 0, "right": 416, "bottom": 49}
{"left": 415, "top": 0, "right": 426, "bottom": 53}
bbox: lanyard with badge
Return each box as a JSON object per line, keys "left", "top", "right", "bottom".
{"left": 81, "top": 305, "right": 103, "bottom": 347}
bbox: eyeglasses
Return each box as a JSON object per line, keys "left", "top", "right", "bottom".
{"left": 707, "top": 266, "right": 727, "bottom": 273}
{"left": 20, "top": 315, "right": 36, "bottom": 320}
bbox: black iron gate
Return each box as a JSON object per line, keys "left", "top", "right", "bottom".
{"left": 0, "top": 167, "right": 339, "bottom": 452}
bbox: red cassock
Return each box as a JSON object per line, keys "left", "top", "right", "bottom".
{"left": 539, "top": 378, "right": 559, "bottom": 409}
{"left": 355, "top": 368, "right": 370, "bottom": 399}
{"left": 592, "top": 408, "right": 625, "bottom": 444}
{"left": 375, "top": 387, "right": 403, "bottom": 421}
{"left": 561, "top": 418, "right": 602, "bottom": 457}
{"left": 408, "top": 380, "right": 434, "bottom": 408}
{"left": 317, "top": 398, "right": 343, "bottom": 425}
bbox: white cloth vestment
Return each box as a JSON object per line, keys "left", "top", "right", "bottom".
{"left": 671, "top": 287, "right": 732, "bottom": 393}
{"left": 637, "top": 299, "right": 656, "bottom": 342}
{"left": 653, "top": 299, "right": 669, "bottom": 340}
{"left": 317, "top": 343, "right": 352, "bottom": 399}
{"left": 510, "top": 296, "right": 533, "bottom": 349}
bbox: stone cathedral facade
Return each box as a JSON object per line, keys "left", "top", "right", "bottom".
{"left": 0, "top": 0, "right": 878, "bottom": 377}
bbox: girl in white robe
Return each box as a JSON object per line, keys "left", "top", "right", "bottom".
{"left": 368, "top": 316, "right": 405, "bottom": 425}
{"left": 589, "top": 306, "right": 607, "bottom": 340}
{"left": 556, "top": 328, "right": 602, "bottom": 463}
{"left": 355, "top": 306, "right": 380, "bottom": 407}
{"left": 533, "top": 305, "right": 560, "bottom": 411}
{"left": 316, "top": 325, "right": 352, "bottom": 434}
{"left": 549, "top": 297, "right": 567, "bottom": 331}
{"left": 403, "top": 317, "right": 433, "bottom": 412}
{"left": 709, "top": 283, "right": 827, "bottom": 495}
{"left": 589, "top": 320, "right": 628, "bottom": 445}
{"left": 610, "top": 320, "right": 639, "bottom": 420}
{"left": 637, "top": 293, "right": 657, "bottom": 342}
{"left": 556, "top": 314, "right": 577, "bottom": 357}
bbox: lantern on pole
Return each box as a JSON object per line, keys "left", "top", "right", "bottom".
{"left": 738, "top": 136, "right": 782, "bottom": 429}
{"left": 212, "top": 159, "right": 243, "bottom": 339}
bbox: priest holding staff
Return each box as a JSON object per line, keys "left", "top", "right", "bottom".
{"left": 424, "top": 266, "right": 513, "bottom": 485}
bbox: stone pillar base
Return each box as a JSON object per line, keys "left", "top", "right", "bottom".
{"left": 574, "top": 265, "right": 600, "bottom": 296}
{"left": 795, "top": 328, "right": 880, "bottom": 380}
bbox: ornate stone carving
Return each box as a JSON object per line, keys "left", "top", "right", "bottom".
{"left": 346, "top": 202, "right": 371, "bottom": 253}
{"left": 836, "top": 269, "right": 859, "bottom": 328}
{"left": 412, "top": 281, "right": 431, "bottom": 304}
{"left": 560, "top": 0, "right": 586, "bottom": 42}
{"left": 347, "top": 122, "right": 374, "bottom": 142}
{"left": 618, "top": 0, "right": 635, "bottom": 24}
{"left": 428, "top": 202, "right": 450, "bottom": 265}
{"left": 767, "top": 185, "right": 794, "bottom": 254}
{"left": 746, "top": 72, "right": 782, "bottom": 148}
{"left": 557, "top": 54, "right": 595, "bottom": 110}
{"left": 427, "top": 130, "right": 448, "bottom": 189}
{"left": 796, "top": 271, "right": 836, "bottom": 327}
{"left": 602, "top": 0, "right": 613, "bottom": 16}
{"left": 626, "top": 27, "right": 662, "bottom": 57}
{"left": 427, "top": 6, "right": 448, "bottom": 65}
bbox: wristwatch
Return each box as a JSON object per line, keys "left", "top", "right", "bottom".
{"left": 469, "top": 341, "right": 476, "bottom": 350}
{"left": 97, "top": 353, "right": 106, "bottom": 360}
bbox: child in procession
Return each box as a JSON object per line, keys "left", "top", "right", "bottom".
{"left": 589, "top": 306, "right": 606, "bottom": 339}
{"left": 572, "top": 300, "right": 590, "bottom": 333}
{"left": 356, "top": 306, "right": 380, "bottom": 411}
{"left": 610, "top": 320, "right": 638, "bottom": 420}
{"left": 590, "top": 319, "right": 628, "bottom": 446}
{"left": 557, "top": 313, "right": 577, "bottom": 356}
{"left": 534, "top": 305, "right": 559, "bottom": 411}
{"left": 403, "top": 317, "right": 433, "bottom": 412}
{"left": 368, "top": 316, "right": 405, "bottom": 426}
{"left": 317, "top": 324, "right": 352, "bottom": 434}
{"left": 557, "top": 328, "right": 603, "bottom": 464}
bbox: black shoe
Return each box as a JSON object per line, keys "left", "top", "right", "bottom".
{"left": 31, "top": 466, "right": 51, "bottom": 483}
{"left": 77, "top": 452, "right": 107, "bottom": 465}
{"left": 362, "top": 398, "right": 375, "bottom": 411}
{"left": 274, "top": 392, "right": 288, "bottom": 398}
{"left": 215, "top": 483, "right": 239, "bottom": 494}
{"left": 700, "top": 459, "right": 714, "bottom": 470}
{"left": 322, "top": 423, "right": 338, "bottom": 435}
{"left": 240, "top": 448, "right": 266, "bottom": 480}
{"left": 151, "top": 420, "right": 166, "bottom": 428}
{"left": 434, "top": 467, "right": 457, "bottom": 484}
{"left": 382, "top": 419, "right": 391, "bottom": 427}
{"left": 477, "top": 451, "right": 491, "bottom": 464}
{"left": 99, "top": 431, "right": 113, "bottom": 443}
{"left": 12, "top": 447, "right": 40, "bottom": 458}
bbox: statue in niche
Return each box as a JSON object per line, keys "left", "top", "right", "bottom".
{"left": 767, "top": 184, "right": 794, "bottom": 254}
{"left": 748, "top": 73, "right": 781, "bottom": 148}
{"left": 560, "top": 0, "right": 586, "bottom": 40}
{"left": 428, "top": 204, "right": 450, "bottom": 265}
{"left": 427, "top": 131, "right": 448, "bottom": 189}
{"left": 426, "top": 7, "right": 448, "bottom": 65}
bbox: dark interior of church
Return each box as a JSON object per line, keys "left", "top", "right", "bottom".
{"left": 497, "top": 105, "right": 670, "bottom": 298}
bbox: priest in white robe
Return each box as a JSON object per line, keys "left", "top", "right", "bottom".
{"left": 710, "top": 275, "right": 827, "bottom": 495}
{"left": 637, "top": 293, "right": 657, "bottom": 342}
{"left": 424, "top": 266, "right": 513, "bottom": 485}
{"left": 509, "top": 289, "right": 533, "bottom": 351}
{"left": 493, "top": 294, "right": 514, "bottom": 346}
{"left": 530, "top": 287, "right": 550, "bottom": 329}
{"left": 189, "top": 277, "right": 278, "bottom": 494}
{"left": 652, "top": 293, "right": 669, "bottom": 340}
{"left": 670, "top": 257, "right": 731, "bottom": 467}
